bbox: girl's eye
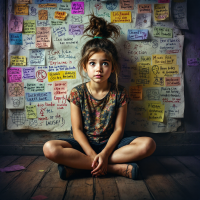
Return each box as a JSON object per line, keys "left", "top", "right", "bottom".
{"left": 102, "top": 62, "right": 109, "bottom": 66}
{"left": 89, "top": 62, "right": 95, "bottom": 66}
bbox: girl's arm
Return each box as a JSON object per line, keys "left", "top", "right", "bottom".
{"left": 91, "top": 103, "right": 127, "bottom": 176}
{"left": 71, "top": 102, "right": 97, "bottom": 157}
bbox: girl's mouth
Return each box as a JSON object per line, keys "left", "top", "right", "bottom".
{"left": 95, "top": 75, "right": 102, "bottom": 78}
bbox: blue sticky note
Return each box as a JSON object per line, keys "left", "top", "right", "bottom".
{"left": 34, "top": 0, "right": 62, "bottom": 3}
{"left": 135, "top": 0, "right": 157, "bottom": 4}
{"left": 25, "top": 92, "right": 52, "bottom": 102}
{"left": 9, "top": 33, "right": 22, "bottom": 45}
{"left": 127, "top": 29, "right": 148, "bottom": 40}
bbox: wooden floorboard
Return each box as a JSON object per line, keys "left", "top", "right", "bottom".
{"left": 0, "top": 156, "right": 37, "bottom": 192}
{"left": 157, "top": 156, "right": 200, "bottom": 200}
{"left": 175, "top": 156, "right": 200, "bottom": 177}
{"left": 195, "top": 156, "right": 200, "bottom": 160}
{"left": 0, "top": 156, "right": 52, "bottom": 200}
{"left": 138, "top": 156, "right": 190, "bottom": 200}
{"left": 0, "top": 156, "right": 20, "bottom": 168}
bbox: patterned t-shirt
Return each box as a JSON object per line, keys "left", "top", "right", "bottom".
{"left": 68, "top": 82, "right": 129, "bottom": 144}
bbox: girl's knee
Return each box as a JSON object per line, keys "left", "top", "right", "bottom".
{"left": 143, "top": 137, "right": 156, "bottom": 156}
{"left": 43, "top": 141, "right": 59, "bottom": 160}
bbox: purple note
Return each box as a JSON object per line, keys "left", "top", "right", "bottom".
{"left": 0, "top": 165, "right": 25, "bottom": 172}
{"left": 71, "top": 2, "right": 84, "bottom": 14}
{"left": 7, "top": 67, "right": 22, "bottom": 83}
{"left": 31, "top": 195, "right": 48, "bottom": 200}
{"left": 187, "top": 58, "right": 199, "bottom": 66}
{"left": 23, "top": 67, "right": 36, "bottom": 79}
{"left": 9, "top": 14, "right": 23, "bottom": 33}
{"left": 69, "top": 24, "right": 84, "bottom": 36}
{"left": 158, "top": 0, "right": 170, "bottom": 2}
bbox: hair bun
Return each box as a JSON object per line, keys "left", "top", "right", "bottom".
{"left": 84, "top": 13, "right": 120, "bottom": 40}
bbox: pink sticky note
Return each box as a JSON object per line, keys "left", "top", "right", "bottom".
{"left": 120, "top": 0, "right": 134, "bottom": 10}
{"left": 165, "top": 77, "right": 181, "bottom": 86}
{"left": 71, "top": 2, "right": 84, "bottom": 14}
{"left": 9, "top": 14, "right": 23, "bottom": 33}
{"left": 8, "top": 82, "right": 25, "bottom": 97}
{"left": 53, "top": 81, "right": 67, "bottom": 96}
{"left": 158, "top": 0, "right": 170, "bottom": 2}
{"left": 7, "top": 67, "right": 22, "bottom": 83}
{"left": 0, "top": 165, "right": 25, "bottom": 172}
{"left": 31, "top": 195, "right": 48, "bottom": 200}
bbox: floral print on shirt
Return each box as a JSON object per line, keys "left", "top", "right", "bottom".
{"left": 68, "top": 82, "right": 129, "bottom": 144}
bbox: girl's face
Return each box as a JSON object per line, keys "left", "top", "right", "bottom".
{"left": 84, "top": 51, "right": 113, "bottom": 84}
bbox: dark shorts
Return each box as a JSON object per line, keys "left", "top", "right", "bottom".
{"left": 58, "top": 135, "right": 138, "bottom": 154}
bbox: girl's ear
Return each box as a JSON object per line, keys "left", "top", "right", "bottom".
{"left": 83, "top": 65, "right": 87, "bottom": 72}
{"left": 111, "top": 67, "right": 115, "bottom": 73}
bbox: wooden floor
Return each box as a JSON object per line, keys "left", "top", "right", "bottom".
{"left": 0, "top": 156, "right": 200, "bottom": 200}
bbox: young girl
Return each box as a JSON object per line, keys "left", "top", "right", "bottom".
{"left": 43, "top": 14, "right": 156, "bottom": 180}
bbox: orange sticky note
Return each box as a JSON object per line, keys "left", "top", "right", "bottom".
{"left": 38, "top": 3, "right": 57, "bottom": 8}
{"left": 129, "top": 86, "right": 143, "bottom": 100}
{"left": 53, "top": 81, "right": 67, "bottom": 96}
{"left": 111, "top": 11, "right": 132, "bottom": 23}
{"left": 14, "top": 4, "right": 29, "bottom": 15}
{"left": 38, "top": 10, "right": 48, "bottom": 20}
{"left": 36, "top": 27, "right": 51, "bottom": 48}
{"left": 138, "top": 4, "right": 151, "bottom": 13}
{"left": 165, "top": 77, "right": 181, "bottom": 86}
{"left": 54, "top": 11, "right": 67, "bottom": 20}
{"left": 120, "top": 0, "right": 134, "bottom": 10}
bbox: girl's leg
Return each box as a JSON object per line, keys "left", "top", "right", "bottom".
{"left": 43, "top": 140, "right": 94, "bottom": 170}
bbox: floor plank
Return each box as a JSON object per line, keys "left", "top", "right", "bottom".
{"left": 194, "top": 156, "right": 200, "bottom": 160}
{"left": 157, "top": 156, "right": 200, "bottom": 200}
{"left": 0, "top": 156, "right": 37, "bottom": 192}
{"left": 0, "top": 156, "right": 52, "bottom": 200}
{"left": 138, "top": 156, "right": 189, "bottom": 200}
{"left": 175, "top": 156, "right": 200, "bottom": 177}
{"left": 115, "top": 175, "right": 153, "bottom": 200}
{"left": 31, "top": 162, "right": 68, "bottom": 200}
{"left": 64, "top": 177, "right": 93, "bottom": 200}
{"left": 95, "top": 176, "right": 119, "bottom": 200}
{"left": 0, "top": 156, "right": 20, "bottom": 168}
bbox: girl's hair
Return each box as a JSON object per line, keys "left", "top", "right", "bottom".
{"left": 78, "top": 13, "right": 121, "bottom": 87}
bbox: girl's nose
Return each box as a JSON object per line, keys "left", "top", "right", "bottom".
{"left": 96, "top": 63, "right": 102, "bottom": 72}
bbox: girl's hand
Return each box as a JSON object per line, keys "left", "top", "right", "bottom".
{"left": 91, "top": 153, "right": 108, "bottom": 177}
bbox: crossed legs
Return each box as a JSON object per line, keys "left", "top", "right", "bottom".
{"left": 43, "top": 137, "right": 156, "bottom": 178}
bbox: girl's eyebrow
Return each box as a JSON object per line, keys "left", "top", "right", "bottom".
{"left": 89, "top": 59, "right": 110, "bottom": 62}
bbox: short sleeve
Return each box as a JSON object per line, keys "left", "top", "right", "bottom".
{"left": 68, "top": 88, "right": 81, "bottom": 107}
{"left": 118, "top": 87, "right": 129, "bottom": 108}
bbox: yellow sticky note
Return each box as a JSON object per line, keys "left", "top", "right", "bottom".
{"left": 24, "top": 20, "right": 36, "bottom": 34}
{"left": 14, "top": 4, "right": 29, "bottom": 15}
{"left": 39, "top": 170, "right": 44, "bottom": 172}
{"left": 111, "top": 11, "right": 132, "bottom": 23}
{"left": 54, "top": 11, "right": 67, "bottom": 20}
{"left": 141, "top": 56, "right": 151, "bottom": 63}
{"left": 48, "top": 71, "right": 64, "bottom": 82}
{"left": 11, "top": 56, "right": 26, "bottom": 66}
{"left": 154, "top": 3, "right": 169, "bottom": 21}
{"left": 152, "top": 55, "right": 177, "bottom": 65}
{"left": 129, "top": 86, "right": 143, "bottom": 100}
{"left": 63, "top": 0, "right": 71, "bottom": 2}
{"left": 63, "top": 71, "right": 76, "bottom": 79}
{"left": 26, "top": 105, "right": 37, "bottom": 119}
{"left": 147, "top": 102, "right": 165, "bottom": 122}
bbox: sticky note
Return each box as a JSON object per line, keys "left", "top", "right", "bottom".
{"left": 9, "top": 33, "right": 22, "bottom": 45}
{"left": 11, "top": 56, "right": 26, "bottom": 66}
{"left": 17, "top": 0, "right": 31, "bottom": 3}
{"left": 7, "top": 67, "right": 22, "bottom": 83}
{"left": 31, "top": 195, "right": 48, "bottom": 200}
{"left": 35, "top": 0, "right": 62, "bottom": 3}
{"left": 129, "top": 86, "right": 143, "bottom": 100}
{"left": 54, "top": 11, "right": 67, "bottom": 20}
{"left": 141, "top": 56, "right": 151, "bottom": 63}
{"left": 48, "top": 71, "right": 76, "bottom": 82}
{"left": 111, "top": 11, "right": 132, "bottom": 23}
{"left": 24, "top": 20, "right": 36, "bottom": 34}
{"left": 26, "top": 83, "right": 45, "bottom": 92}
{"left": 51, "top": 21, "right": 65, "bottom": 26}
{"left": 127, "top": 29, "right": 148, "bottom": 40}
{"left": 9, "top": 14, "right": 23, "bottom": 33}
{"left": 151, "top": 64, "right": 179, "bottom": 77}
{"left": 63, "top": 0, "right": 71, "bottom": 2}
{"left": 63, "top": 71, "right": 76, "bottom": 79}
{"left": 23, "top": 67, "right": 36, "bottom": 79}
{"left": 71, "top": 2, "right": 84, "bottom": 14}
{"left": 38, "top": 3, "right": 57, "bottom": 8}
{"left": 0, "top": 165, "right": 25, "bottom": 172}
{"left": 165, "top": 77, "right": 181, "bottom": 86}
{"left": 158, "top": 0, "right": 170, "bottom": 3}
{"left": 14, "top": 4, "right": 29, "bottom": 15}
{"left": 187, "top": 58, "right": 199, "bottom": 66}
{"left": 138, "top": 4, "right": 151, "bottom": 13}
{"left": 53, "top": 81, "right": 67, "bottom": 96}
{"left": 148, "top": 102, "right": 165, "bottom": 122}
{"left": 135, "top": 13, "right": 151, "bottom": 28}
{"left": 119, "top": 0, "right": 134, "bottom": 10}
{"left": 29, "top": 49, "right": 45, "bottom": 65}
{"left": 8, "top": 82, "right": 25, "bottom": 97}
{"left": 69, "top": 24, "right": 84, "bottom": 36}
{"left": 25, "top": 92, "right": 52, "bottom": 102}
{"left": 36, "top": 27, "right": 51, "bottom": 48}
{"left": 152, "top": 55, "right": 177, "bottom": 65}
{"left": 154, "top": 3, "right": 169, "bottom": 21}
{"left": 38, "top": 10, "right": 48, "bottom": 20}
{"left": 153, "top": 26, "right": 173, "bottom": 38}
{"left": 26, "top": 105, "right": 37, "bottom": 119}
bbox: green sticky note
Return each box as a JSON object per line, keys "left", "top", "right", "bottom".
{"left": 51, "top": 20, "right": 65, "bottom": 26}
{"left": 24, "top": 20, "right": 36, "bottom": 34}
{"left": 26, "top": 105, "right": 37, "bottom": 119}
{"left": 153, "top": 26, "right": 173, "bottom": 38}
